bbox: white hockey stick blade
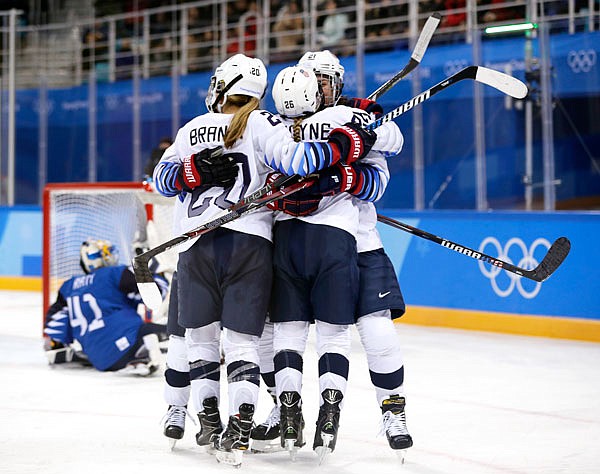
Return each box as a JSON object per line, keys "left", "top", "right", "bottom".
{"left": 411, "top": 12, "right": 441, "bottom": 63}
{"left": 138, "top": 282, "right": 163, "bottom": 311}
{"left": 475, "top": 66, "right": 528, "bottom": 99}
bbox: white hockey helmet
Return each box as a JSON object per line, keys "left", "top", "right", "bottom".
{"left": 297, "top": 50, "right": 345, "bottom": 106}
{"left": 80, "top": 239, "right": 119, "bottom": 274}
{"left": 205, "top": 53, "right": 268, "bottom": 113}
{"left": 272, "top": 66, "right": 322, "bottom": 118}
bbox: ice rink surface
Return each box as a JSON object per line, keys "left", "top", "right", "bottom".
{"left": 1, "top": 290, "right": 599, "bottom": 474}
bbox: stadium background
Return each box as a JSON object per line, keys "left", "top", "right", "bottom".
{"left": 0, "top": 0, "right": 597, "bottom": 340}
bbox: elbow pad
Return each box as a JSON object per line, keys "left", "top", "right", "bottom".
{"left": 373, "top": 122, "right": 404, "bottom": 156}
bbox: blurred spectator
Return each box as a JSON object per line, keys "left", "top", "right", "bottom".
{"left": 365, "top": 0, "right": 408, "bottom": 51}
{"left": 227, "top": 1, "right": 259, "bottom": 55}
{"left": 81, "top": 21, "right": 109, "bottom": 71}
{"left": 479, "top": 0, "right": 525, "bottom": 24}
{"left": 272, "top": 1, "right": 304, "bottom": 51}
{"left": 442, "top": 0, "right": 467, "bottom": 28}
{"left": 144, "top": 137, "right": 173, "bottom": 178}
{"left": 318, "top": 0, "right": 349, "bottom": 50}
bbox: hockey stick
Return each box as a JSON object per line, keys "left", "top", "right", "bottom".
{"left": 367, "top": 12, "right": 441, "bottom": 101}
{"left": 377, "top": 214, "right": 571, "bottom": 282}
{"left": 366, "top": 66, "right": 528, "bottom": 130}
{"left": 133, "top": 174, "right": 317, "bottom": 309}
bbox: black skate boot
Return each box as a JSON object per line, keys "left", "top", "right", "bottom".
{"left": 250, "top": 396, "right": 282, "bottom": 453}
{"left": 381, "top": 395, "right": 413, "bottom": 462}
{"left": 313, "top": 389, "right": 343, "bottom": 464}
{"left": 214, "top": 403, "right": 255, "bottom": 467}
{"left": 279, "top": 391, "right": 305, "bottom": 460}
{"left": 162, "top": 405, "right": 187, "bottom": 450}
{"left": 195, "top": 396, "right": 223, "bottom": 450}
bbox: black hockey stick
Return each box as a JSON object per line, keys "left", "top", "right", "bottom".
{"left": 366, "top": 65, "right": 528, "bottom": 131}
{"left": 367, "top": 12, "right": 441, "bottom": 101}
{"left": 133, "top": 174, "right": 316, "bottom": 309}
{"left": 377, "top": 214, "right": 570, "bottom": 282}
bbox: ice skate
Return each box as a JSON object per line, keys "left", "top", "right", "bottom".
{"left": 196, "top": 396, "right": 223, "bottom": 452}
{"left": 161, "top": 405, "right": 189, "bottom": 450}
{"left": 250, "top": 399, "right": 282, "bottom": 453}
{"left": 117, "top": 358, "right": 158, "bottom": 376}
{"left": 313, "top": 389, "right": 343, "bottom": 465}
{"left": 279, "top": 391, "right": 305, "bottom": 461}
{"left": 214, "top": 403, "right": 255, "bottom": 468}
{"left": 381, "top": 395, "right": 413, "bottom": 463}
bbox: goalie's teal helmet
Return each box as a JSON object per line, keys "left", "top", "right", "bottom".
{"left": 80, "top": 239, "right": 119, "bottom": 274}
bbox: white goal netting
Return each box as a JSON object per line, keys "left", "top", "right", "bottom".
{"left": 43, "top": 183, "right": 176, "bottom": 315}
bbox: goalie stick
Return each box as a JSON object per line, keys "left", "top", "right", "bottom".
{"left": 376, "top": 214, "right": 571, "bottom": 282}
{"left": 133, "top": 174, "right": 317, "bottom": 309}
{"left": 366, "top": 65, "right": 528, "bottom": 131}
{"left": 367, "top": 12, "right": 441, "bottom": 101}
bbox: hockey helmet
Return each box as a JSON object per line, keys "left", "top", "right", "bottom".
{"left": 205, "top": 53, "right": 268, "bottom": 113}
{"left": 80, "top": 239, "right": 119, "bottom": 274}
{"left": 297, "top": 50, "right": 345, "bottom": 106}
{"left": 272, "top": 66, "right": 323, "bottom": 118}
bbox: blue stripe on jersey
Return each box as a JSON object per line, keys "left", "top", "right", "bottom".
{"left": 353, "top": 165, "right": 381, "bottom": 202}
{"left": 154, "top": 161, "right": 180, "bottom": 197}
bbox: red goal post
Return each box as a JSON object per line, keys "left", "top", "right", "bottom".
{"left": 42, "top": 182, "right": 176, "bottom": 323}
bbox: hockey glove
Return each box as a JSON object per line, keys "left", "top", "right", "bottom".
{"left": 339, "top": 96, "right": 383, "bottom": 118}
{"left": 176, "top": 147, "right": 238, "bottom": 191}
{"left": 327, "top": 122, "right": 376, "bottom": 164}
{"left": 265, "top": 172, "right": 322, "bottom": 216}
{"left": 308, "top": 162, "right": 358, "bottom": 196}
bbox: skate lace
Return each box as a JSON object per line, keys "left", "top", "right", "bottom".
{"left": 380, "top": 410, "right": 409, "bottom": 437}
{"left": 260, "top": 404, "right": 280, "bottom": 430}
{"left": 160, "top": 406, "right": 197, "bottom": 428}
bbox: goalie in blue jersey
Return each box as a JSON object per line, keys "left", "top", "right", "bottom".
{"left": 44, "top": 239, "right": 168, "bottom": 376}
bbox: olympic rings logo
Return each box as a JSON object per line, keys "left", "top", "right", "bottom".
{"left": 443, "top": 59, "right": 468, "bottom": 77}
{"left": 567, "top": 49, "right": 596, "bottom": 73}
{"left": 478, "top": 237, "right": 551, "bottom": 299}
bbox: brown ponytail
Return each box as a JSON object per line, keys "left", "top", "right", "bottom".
{"left": 292, "top": 117, "right": 304, "bottom": 143}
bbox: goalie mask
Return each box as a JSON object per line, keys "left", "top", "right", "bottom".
{"left": 297, "top": 50, "right": 345, "bottom": 107}
{"left": 80, "top": 239, "right": 119, "bottom": 274}
{"left": 205, "top": 53, "right": 268, "bottom": 113}
{"left": 272, "top": 66, "right": 322, "bottom": 118}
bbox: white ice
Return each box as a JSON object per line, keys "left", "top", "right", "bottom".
{"left": 1, "top": 290, "right": 600, "bottom": 474}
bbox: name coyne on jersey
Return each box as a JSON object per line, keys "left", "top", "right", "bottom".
{"left": 285, "top": 110, "right": 371, "bottom": 141}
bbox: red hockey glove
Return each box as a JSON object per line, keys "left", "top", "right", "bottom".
{"left": 176, "top": 147, "right": 238, "bottom": 191}
{"left": 327, "top": 122, "right": 377, "bottom": 164}
{"left": 340, "top": 96, "right": 383, "bottom": 118}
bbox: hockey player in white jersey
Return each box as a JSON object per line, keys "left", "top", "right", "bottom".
{"left": 252, "top": 51, "right": 412, "bottom": 460}
{"left": 44, "top": 239, "right": 168, "bottom": 375}
{"left": 255, "top": 63, "right": 403, "bottom": 463}
{"left": 152, "top": 53, "right": 378, "bottom": 467}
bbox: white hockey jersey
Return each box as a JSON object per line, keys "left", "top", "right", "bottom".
{"left": 275, "top": 105, "right": 398, "bottom": 238}
{"left": 153, "top": 109, "right": 345, "bottom": 252}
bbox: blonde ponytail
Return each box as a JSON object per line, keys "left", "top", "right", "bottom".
{"left": 223, "top": 96, "right": 260, "bottom": 148}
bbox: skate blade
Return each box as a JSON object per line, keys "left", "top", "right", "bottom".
{"left": 395, "top": 449, "right": 408, "bottom": 464}
{"left": 168, "top": 438, "right": 178, "bottom": 451}
{"left": 215, "top": 449, "right": 245, "bottom": 468}
{"left": 314, "top": 445, "right": 332, "bottom": 465}
{"left": 250, "top": 439, "right": 285, "bottom": 454}
{"left": 284, "top": 439, "right": 300, "bottom": 461}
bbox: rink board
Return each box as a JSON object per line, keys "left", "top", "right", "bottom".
{"left": 0, "top": 207, "right": 598, "bottom": 340}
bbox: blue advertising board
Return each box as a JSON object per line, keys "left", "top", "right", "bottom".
{"left": 379, "top": 210, "right": 599, "bottom": 320}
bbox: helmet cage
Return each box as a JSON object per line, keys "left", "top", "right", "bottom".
{"left": 80, "top": 239, "right": 119, "bottom": 274}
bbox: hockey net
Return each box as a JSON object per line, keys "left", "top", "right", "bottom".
{"left": 42, "top": 182, "right": 177, "bottom": 321}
